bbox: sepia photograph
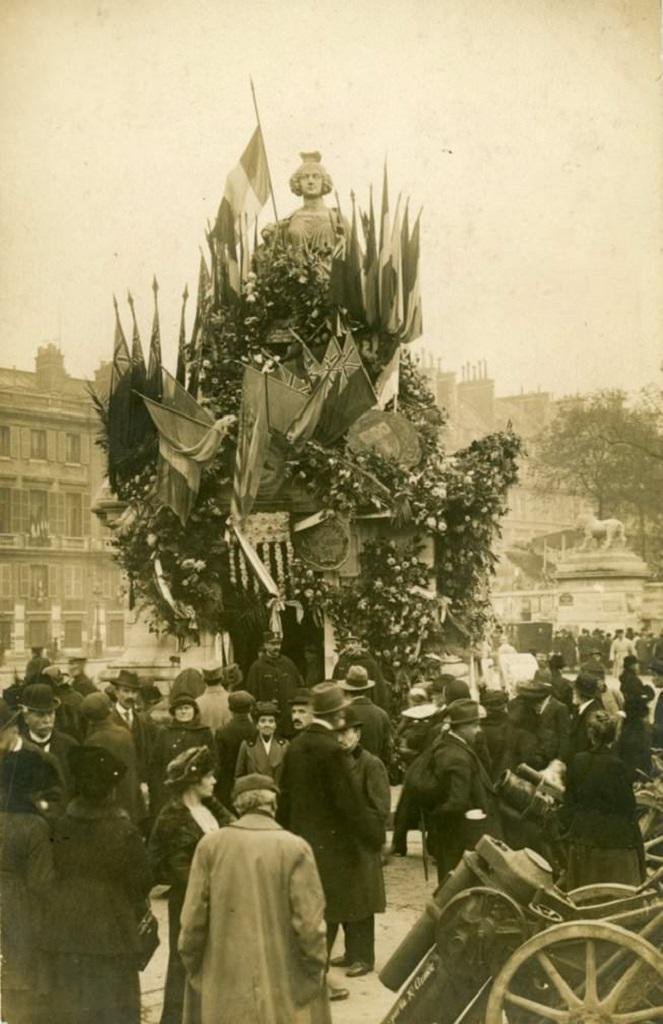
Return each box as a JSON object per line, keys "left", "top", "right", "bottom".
{"left": 1, "top": 1, "right": 662, "bottom": 1021}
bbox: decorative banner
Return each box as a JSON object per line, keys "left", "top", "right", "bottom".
{"left": 293, "top": 512, "right": 351, "bottom": 571}
{"left": 347, "top": 409, "right": 421, "bottom": 468}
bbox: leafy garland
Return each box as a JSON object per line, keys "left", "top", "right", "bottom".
{"left": 104, "top": 236, "right": 522, "bottom": 653}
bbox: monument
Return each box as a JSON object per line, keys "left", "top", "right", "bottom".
{"left": 554, "top": 514, "right": 649, "bottom": 631}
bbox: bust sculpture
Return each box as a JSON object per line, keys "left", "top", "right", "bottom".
{"left": 263, "top": 151, "right": 346, "bottom": 250}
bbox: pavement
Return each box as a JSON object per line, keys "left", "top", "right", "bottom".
{"left": 140, "top": 831, "right": 436, "bottom": 1024}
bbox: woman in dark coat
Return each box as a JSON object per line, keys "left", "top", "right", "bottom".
{"left": 561, "top": 711, "right": 644, "bottom": 890}
{"left": 0, "top": 749, "right": 59, "bottom": 1024}
{"left": 148, "top": 746, "right": 233, "bottom": 1024}
{"left": 44, "top": 745, "right": 151, "bottom": 1024}
{"left": 615, "top": 694, "right": 653, "bottom": 781}
{"left": 151, "top": 692, "right": 215, "bottom": 814}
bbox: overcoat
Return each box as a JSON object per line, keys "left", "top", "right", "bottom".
{"left": 43, "top": 796, "right": 151, "bottom": 1024}
{"left": 149, "top": 796, "right": 233, "bottom": 1024}
{"left": 345, "top": 745, "right": 390, "bottom": 916}
{"left": 151, "top": 716, "right": 215, "bottom": 814}
{"left": 54, "top": 683, "right": 86, "bottom": 742}
{"left": 214, "top": 713, "right": 257, "bottom": 807}
{"left": 85, "top": 718, "right": 143, "bottom": 822}
{"left": 111, "top": 703, "right": 160, "bottom": 785}
{"left": 235, "top": 735, "right": 288, "bottom": 782}
{"left": 196, "top": 685, "right": 231, "bottom": 733}
{"left": 566, "top": 698, "right": 603, "bottom": 764}
{"left": 332, "top": 651, "right": 389, "bottom": 711}
{"left": 245, "top": 653, "right": 303, "bottom": 737}
{"left": 347, "top": 694, "right": 392, "bottom": 764}
{"left": 430, "top": 731, "right": 503, "bottom": 878}
{"left": 278, "top": 723, "right": 384, "bottom": 922}
{"left": 535, "top": 696, "right": 571, "bottom": 767}
{"left": 0, "top": 809, "right": 54, "bottom": 1024}
{"left": 19, "top": 725, "right": 78, "bottom": 802}
{"left": 178, "top": 814, "right": 329, "bottom": 1024}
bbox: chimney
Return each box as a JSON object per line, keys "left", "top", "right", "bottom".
{"left": 457, "top": 359, "right": 495, "bottom": 427}
{"left": 35, "top": 343, "right": 67, "bottom": 392}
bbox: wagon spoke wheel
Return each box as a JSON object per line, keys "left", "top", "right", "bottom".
{"left": 434, "top": 886, "right": 528, "bottom": 975}
{"left": 485, "top": 921, "right": 663, "bottom": 1024}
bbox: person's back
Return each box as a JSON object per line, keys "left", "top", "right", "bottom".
{"left": 215, "top": 715, "right": 257, "bottom": 806}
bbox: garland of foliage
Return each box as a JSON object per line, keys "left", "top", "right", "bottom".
{"left": 104, "top": 240, "right": 522, "bottom": 654}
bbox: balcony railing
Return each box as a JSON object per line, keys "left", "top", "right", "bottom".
{"left": 0, "top": 533, "right": 107, "bottom": 553}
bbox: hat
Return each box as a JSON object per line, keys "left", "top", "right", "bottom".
{"left": 446, "top": 699, "right": 482, "bottom": 726}
{"left": 443, "top": 679, "right": 471, "bottom": 703}
{"left": 41, "top": 665, "right": 69, "bottom": 686}
{"left": 202, "top": 662, "right": 225, "bottom": 684}
{"left": 221, "top": 663, "right": 243, "bottom": 690}
{"left": 339, "top": 665, "right": 375, "bottom": 692}
{"left": 20, "top": 683, "right": 61, "bottom": 712}
{"left": 580, "top": 659, "right": 605, "bottom": 680}
{"left": 337, "top": 706, "right": 364, "bottom": 731}
{"left": 401, "top": 702, "right": 438, "bottom": 721}
{"left": 173, "top": 668, "right": 205, "bottom": 698}
{"left": 169, "top": 692, "right": 199, "bottom": 713}
{"left": 650, "top": 658, "right": 663, "bottom": 677}
{"left": 139, "top": 682, "right": 162, "bottom": 705}
{"left": 1, "top": 748, "right": 60, "bottom": 799}
{"left": 115, "top": 669, "right": 140, "bottom": 690}
{"left": 68, "top": 746, "right": 127, "bottom": 790}
{"left": 311, "top": 682, "right": 351, "bottom": 716}
{"left": 481, "top": 689, "right": 508, "bottom": 710}
{"left": 254, "top": 701, "right": 279, "bottom": 718}
{"left": 623, "top": 655, "right": 638, "bottom": 669}
{"left": 228, "top": 690, "right": 255, "bottom": 713}
{"left": 549, "top": 654, "right": 565, "bottom": 671}
{"left": 0, "top": 699, "right": 20, "bottom": 733}
{"left": 516, "top": 677, "right": 552, "bottom": 700}
{"left": 574, "top": 673, "right": 599, "bottom": 699}
{"left": 263, "top": 632, "right": 281, "bottom": 644}
{"left": 165, "top": 746, "right": 215, "bottom": 790}
{"left": 408, "top": 686, "right": 429, "bottom": 705}
{"left": 232, "top": 772, "right": 280, "bottom": 800}
{"left": 289, "top": 688, "right": 312, "bottom": 706}
{"left": 81, "top": 692, "right": 113, "bottom": 722}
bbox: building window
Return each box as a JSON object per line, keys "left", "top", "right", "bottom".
{"left": 27, "top": 619, "right": 49, "bottom": 648}
{"left": 65, "top": 433, "right": 81, "bottom": 463}
{"left": 0, "top": 488, "right": 10, "bottom": 534}
{"left": 0, "top": 564, "right": 11, "bottom": 598}
{"left": 29, "top": 565, "right": 48, "bottom": 601}
{"left": 107, "top": 617, "right": 125, "bottom": 648}
{"left": 63, "top": 565, "right": 84, "bottom": 599}
{"left": 0, "top": 619, "right": 11, "bottom": 650}
{"left": 30, "top": 430, "right": 47, "bottom": 460}
{"left": 0, "top": 426, "right": 9, "bottom": 457}
{"left": 64, "top": 492, "right": 83, "bottom": 537}
{"left": 28, "top": 490, "right": 49, "bottom": 543}
{"left": 63, "top": 619, "right": 83, "bottom": 648}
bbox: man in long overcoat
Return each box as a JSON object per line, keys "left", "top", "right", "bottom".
{"left": 179, "top": 773, "right": 330, "bottom": 1024}
{"left": 332, "top": 636, "right": 389, "bottom": 711}
{"left": 81, "top": 692, "right": 143, "bottom": 823}
{"left": 339, "top": 666, "right": 392, "bottom": 766}
{"left": 430, "top": 699, "right": 502, "bottom": 882}
{"left": 245, "top": 634, "right": 304, "bottom": 738}
{"left": 278, "top": 683, "right": 384, "bottom": 998}
{"left": 214, "top": 690, "right": 257, "bottom": 808}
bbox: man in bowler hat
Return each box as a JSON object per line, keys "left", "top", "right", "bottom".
{"left": 19, "top": 682, "right": 78, "bottom": 801}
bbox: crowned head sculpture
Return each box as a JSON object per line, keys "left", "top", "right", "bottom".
{"left": 263, "top": 151, "right": 345, "bottom": 251}
{"left": 288, "top": 151, "right": 333, "bottom": 199}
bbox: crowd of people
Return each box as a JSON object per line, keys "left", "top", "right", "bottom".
{"left": 0, "top": 630, "right": 662, "bottom": 1023}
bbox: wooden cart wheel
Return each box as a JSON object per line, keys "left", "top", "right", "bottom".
{"left": 568, "top": 884, "right": 639, "bottom": 906}
{"left": 434, "top": 886, "right": 528, "bottom": 974}
{"left": 485, "top": 920, "right": 663, "bottom": 1024}
{"left": 644, "top": 834, "right": 663, "bottom": 872}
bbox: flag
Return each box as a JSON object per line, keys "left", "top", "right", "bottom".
{"left": 272, "top": 362, "right": 311, "bottom": 394}
{"left": 214, "top": 127, "right": 270, "bottom": 293}
{"left": 146, "top": 276, "right": 162, "bottom": 400}
{"left": 378, "top": 164, "right": 397, "bottom": 330}
{"left": 300, "top": 341, "right": 323, "bottom": 382}
{"left": 107, "top": 297, "right": 132, "bottom": 485}
{"left": 375, "top": 344, "right": 400, "bottom": 409}
{"left": 402, "top": 210, "right": 423, "bottom": 342}
{"left": 314, "top": 332, "right": 377, "bottom": 445}
{"left": 231, "top": 366, "right": 270, "bottom": 526}
{"left": 161, "top": 368, "right": 214, "bottom": 424}
{"left": 176, "top": 285, "right": 188, "bottom": 386}
{"left": 127, "top": 291, "right": 154, "bottom": 448}
{"left": 143, "top": 393, "right": 233, "bottom": 524}
{"left": 362, "top": 188, "right": 379, "bottom": 327}
{"left": 187, "top": 255, "right": 213, "bottom": 396}
{"left": 264, "top": 372, "right": 310, "bottom": 435}
{"left": 384, "top": 193, "right": 403, "bottom": 333}
{"left": 286, "top": 365, "right": 338, "bottom": 448}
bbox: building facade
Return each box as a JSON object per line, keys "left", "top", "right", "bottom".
{"left": 0, "top": 344, "right": 125, "bottom": 664}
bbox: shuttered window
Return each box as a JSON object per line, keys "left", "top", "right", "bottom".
{"left": 30, "top": 430, "right": 47, "bottom": 460}
{"left": 0, "top": 426, "right": 9, "bottom": 457}
{"left": 0, "top": 564, "right": 12, "bottom": 598}
{"left": 65, "top": 433, "right": 81, "bottom": 463}
{"left": 64, "top": 492, "right": 83, "bottom": 537}
{"left": 0, "top": 488, "right": 10, "bottom": 534}
{"left": 63, "top": 566, "right": 84, "bottom": 599}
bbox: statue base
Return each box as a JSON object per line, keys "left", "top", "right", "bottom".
{"left": 554, "top": 545, "right": 649, "bottom": 631}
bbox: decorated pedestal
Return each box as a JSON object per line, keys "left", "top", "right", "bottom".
{"left": 554, "top": 542, "right": 649, "bottom": 631}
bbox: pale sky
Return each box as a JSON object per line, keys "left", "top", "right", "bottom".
{"left": 1, "top": 0, "right": 661, "bottom": 398}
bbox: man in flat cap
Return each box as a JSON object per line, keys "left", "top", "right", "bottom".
{"left": 179, "top": 772, "right": 329, "bottom": 1024}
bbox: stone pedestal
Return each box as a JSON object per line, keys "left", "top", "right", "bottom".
{"left": 554, "top": 546, "right": 649, "bottom": 631}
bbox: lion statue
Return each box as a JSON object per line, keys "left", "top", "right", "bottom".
{"left": 577, "top": 513, "right": 626, "bottom": 550}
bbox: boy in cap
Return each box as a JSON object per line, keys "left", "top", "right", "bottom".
{"left": 179, "top": 771, "right": 329, "bottom": 1023}
{"left": 214, "top": 691, "right": 257, "bottom": 808}
{"left": 234, "top": 701, "right": 288, "bottom": 784}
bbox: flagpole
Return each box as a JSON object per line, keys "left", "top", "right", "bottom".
{"left": 250, "top": 77, "right": 279, "bottom": 224}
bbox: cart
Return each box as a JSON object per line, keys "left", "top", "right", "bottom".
{"left": 379, "top": 836, "right": 663, "bottom": 1024}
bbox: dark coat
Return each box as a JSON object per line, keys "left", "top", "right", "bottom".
{"left": 550, "top": 670, "right": 573, "bottom": 711}
{"left": 535, "top": 696, "right": 571, "bottom": 767}
{"left": 19, "top": 725, "right": 78, "bottom": 802}
{"left": 480, "top": 711, "right": 518, "bottom": 781}
{"left": 71, "top": 672, "right": 97, "bottom": 697}
{"left": 214, "top": 714, "right": 257, "bottom": 808}
{"left": 332, "top": 651, "right": 389, "bottom": 711}
{"left": 615, "top": 719, "right": 653, "bottom": 781}
{"left": 85, "top": 718, "right": 143, "bottom": 823}
{"left": 245, "top": 654, "right": 303, "bottom": 737}
{"left": 151, "top": 717, "right": 215, "bottom": 814}
{"left": 653, "top": 689, "right": 663, "bottom": 749}
{"left": 567, "top": 698, "right": 604, "bottom": 764}
{"left": 278, "top": 723, "right": 384, "bottom": 922}
{"left": 0, "top": 809, "right": 54, "bottom": 1019}
{"left": 344, "top": 745, "right": 390, "bottom": 916}
{"left": 111, "top": 704, "right": 160, "bottom": 785}
{"left": 148, "top": 796, "right": 233, "bottom": 1024}
{"left": 43, "top": 797, "right": 151, "bottom": 1024}
{"left": 619, "top": 668, "right": 648, "bottom": 702}
{"left": 235, "top": 735, "right": 288, "bottom": 783}
{"left": 430, "top": 732, "right": 503, "bottom": 878}
{"left": 54, "top": 684, "right": 86, "bottom": 742}
{"left": 561, "top": 749, "right": 644, "bottom": 854}
{"left": 347, "top": 694, "right": 392, "bottom": 765}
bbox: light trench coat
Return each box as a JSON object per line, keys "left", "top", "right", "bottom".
{"left": 178, "top": 812, "right": 331, "bottom": 1024}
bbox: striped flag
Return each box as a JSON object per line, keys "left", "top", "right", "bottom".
{"left": 176, "top": 285, "right": 188, "bottom": 386}
{"left": 146, "top": 276, "right": 162, "bottom": 400}
{"left": 214, "top": 127, "right": 270, "bottom": 293}
{"left": 107, "top": 297, "right": 132, "bottom": 486}
{"left": 375, "top": 344, "right": 400, "bottom": 409}
{"left": 187, "top": 255, "right": 213, "bottom": 397}
{"left": 402, "top": 210, "right": 423, "bottom": 341}
{"left": 127, "top": 291, "right": 154, "bottom": 447}
{"left": 362, "top": 188, "right": 379, "bottom": 327}
{"left": 231, "top": 366, "right": 270, "bottom": 526}
{"left": 314, "top": 332, "right": 377, "bottom": 445}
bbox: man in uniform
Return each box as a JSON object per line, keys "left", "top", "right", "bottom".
{"left": 245, "top": 633, "right": 303, "bottom": 738}
{"left": 234, "top": 701, "right": 288, "bottom": 784}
